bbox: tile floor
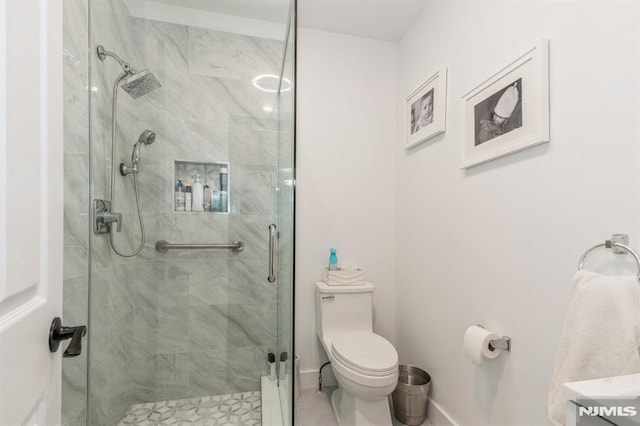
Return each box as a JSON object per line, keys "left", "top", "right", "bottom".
{"left": 117, "top": 387, "right": 430, "bottom": 425}
{"left": 295, "top": 387, "right": 338, "bottom": 426}
{"left": 295, "top": 387, "right": 431, "bottom": 426}
{"left": 118, "top": 391, "right": 261, "bottom": 425}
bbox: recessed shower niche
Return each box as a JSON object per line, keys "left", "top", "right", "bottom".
{"left": 174, "top": 160, "right": 230, "bottom": 213}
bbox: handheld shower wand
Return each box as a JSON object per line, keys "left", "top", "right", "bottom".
{"left": 120, "top": 130, "right": 156, "bottom": 176}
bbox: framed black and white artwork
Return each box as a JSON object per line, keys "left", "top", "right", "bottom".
{"left": 405, "top": 68, "right": 447, "bottom": 149}
{"left": 460, "top": 40, "right": 549, "bottom": 168}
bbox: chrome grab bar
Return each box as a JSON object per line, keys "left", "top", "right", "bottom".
{"left": 155, "top": 240, "right": 244, "bottom": 253}
{"left": 268, "top": 224, "right": 277, "bottom": 283}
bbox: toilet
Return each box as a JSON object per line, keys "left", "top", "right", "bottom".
{"left": 315, "top": 281, "right": 398, "bottom": 426}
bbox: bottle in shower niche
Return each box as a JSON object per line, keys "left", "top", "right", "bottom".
{"left": 175, "top": 180, "right": 185, "bottom": 211}
{"left": 185, "top": 185, "right": 192, "bottom": 212}
{"left": 203, "top": 183, "right": 211, "bottom": 211}
{"left": 219, "top": 167, "right": 228, "bottom": 213}
{"left": 211, "top": 182, "right": 221, "bottom": 212}
{"left": 192, "top": 173, "right": 204, "bottom": 212}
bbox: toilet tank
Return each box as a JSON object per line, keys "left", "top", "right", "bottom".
{"left": 315, "top": 281, "right": 374, "bottom": 345}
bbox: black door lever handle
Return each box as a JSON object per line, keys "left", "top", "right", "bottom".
{"left": 49, "top": 317, "right": 87, "bottom": 358}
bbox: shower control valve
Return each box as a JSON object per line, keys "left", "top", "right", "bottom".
{"left": 94, "top": 199, "right": 122, "bottom": 234}
{"left": 100, "top": 211, "right": 122, "bottom": 232}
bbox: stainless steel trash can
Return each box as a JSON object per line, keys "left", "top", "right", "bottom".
{"left": 391, "top": 365, "right": 431, "bottom": 425}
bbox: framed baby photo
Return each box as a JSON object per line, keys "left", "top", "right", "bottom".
{"left": 405, "top": 68, "right": 447, "bottom": 149}
{"left": 460, "top": 39, "right": 549, "bottom": 168}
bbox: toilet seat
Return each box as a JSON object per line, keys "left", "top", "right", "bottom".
{"left": 331, "top": 331, "right": 398, "bottom": 377}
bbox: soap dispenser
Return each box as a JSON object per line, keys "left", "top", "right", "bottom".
{"left": 192, "top": 173, "right": 204, "bottom": 212}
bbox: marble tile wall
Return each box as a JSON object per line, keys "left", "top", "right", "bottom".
{"left": 83, "top": 3, "right": 285, "bottom": 423}
{"left": 88, "top": 1, "right": 138, "bottom": 425}
{"left": 127, "top": 18, "right": 283, "bottom": 403}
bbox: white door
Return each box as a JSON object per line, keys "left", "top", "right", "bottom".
{"left": 0, "top": 0, "right": 64, "bottom": 425}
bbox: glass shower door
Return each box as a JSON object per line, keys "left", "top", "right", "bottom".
{"left": 60, "top": 0, "right": 295, "bottom": 424}
{"left": 276, "top": 1, "right": 296, "bottom": 423}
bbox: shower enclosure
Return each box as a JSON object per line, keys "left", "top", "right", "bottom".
{"left": 62, "top": 0, "right": 295, "bottom": 424}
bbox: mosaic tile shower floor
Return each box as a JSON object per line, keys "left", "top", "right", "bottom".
{"left": 118, "top": 391, "right": 261, "bottom": 426}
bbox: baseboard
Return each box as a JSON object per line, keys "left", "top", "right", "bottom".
{"left": 299, "top": 367, "right": 337, "bottom": 390}
{"left": 427, "top": 399, "right": 458, "bottom": 426}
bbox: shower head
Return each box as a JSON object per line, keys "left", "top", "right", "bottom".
{"left": 97, "top": 45, "right": 162, "bottom": 98}
{"left": 120, "top": 130, "right": 156, "bottom": 176}
{"left": 121, "top": 70, "right": 162, "bottom": 99}
{"left": 137, "top": 130, "right": 156, "bottom": 145}
{"left": 131, "top": 130, "right": 156, "bottom": 168}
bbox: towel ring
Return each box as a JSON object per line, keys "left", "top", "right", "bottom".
{"left": 578, "top": 240, "right": 640, "bottom": 280}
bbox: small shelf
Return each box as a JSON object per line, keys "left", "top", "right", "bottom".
{"left": 174, "top": 160, "right": 229, "bottom": 213}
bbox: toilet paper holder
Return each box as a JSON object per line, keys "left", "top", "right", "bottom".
{"left": 489, "top": 336, "right": 511, "bottom": 352}
{"left": 477, "top": 324, "right": 511, "bottom": 352}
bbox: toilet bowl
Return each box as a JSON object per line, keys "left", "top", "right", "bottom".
{"left": 315, "top": 282, "right": 398, "bottom": 426}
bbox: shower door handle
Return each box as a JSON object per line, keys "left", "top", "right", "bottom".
{"left": 48, "top": 317, "right": 87, "bottom": 358}
{"left": 268, "top": 224, "right": 277, "bottom": 283}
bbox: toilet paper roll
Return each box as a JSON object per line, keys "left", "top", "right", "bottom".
{"left": 463, "top": 325, "right": 502, "bottom": 364}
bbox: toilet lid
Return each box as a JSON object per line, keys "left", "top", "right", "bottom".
{"left": 331, "top": 332, "right": 398, "bottom": 376}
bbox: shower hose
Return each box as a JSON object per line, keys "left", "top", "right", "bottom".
{"left": 108, "top": 72, "right": 146, "bottom": 257}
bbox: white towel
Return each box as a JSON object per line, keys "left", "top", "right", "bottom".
{"left": 324, "top": 279, "right": 366, "bottom": 286}
{"left": 322, "top": 266, "right": 365, "bottom": 286}
{"left": 548, "top": 270, "right": 640, "bottom": 425}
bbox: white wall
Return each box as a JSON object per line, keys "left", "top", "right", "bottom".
{"left": 295, "top": 28, "right": 398, "bottom": 384}
{"left": 396, "top": 1, "right": 640, "bottom": 425}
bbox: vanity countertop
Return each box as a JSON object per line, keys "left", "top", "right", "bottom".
{"left": 564, "top": 373, "right": 640, "bottom": 401}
